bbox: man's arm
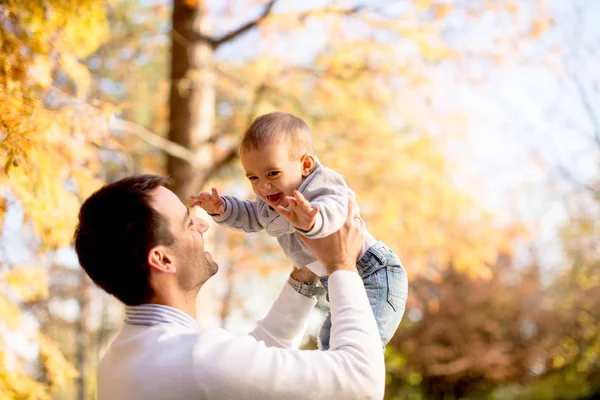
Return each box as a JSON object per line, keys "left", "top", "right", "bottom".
{"left": 192, "top": 199, "right": 385, "bottom": 400}
{"left": 192, "top": 271, "right": 384, "bottom": 400}
{"left": 250, "top": 271, "right": 317, "bottom": 348}
{"left": 251, "top": 266, "right": 319, "bottom": 348}
{"left": 212, "top": 195, "right": 265, "bottom": 232}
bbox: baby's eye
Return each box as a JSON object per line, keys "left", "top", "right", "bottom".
{"left": 248, "top": 176, "right": 258, "bottom": 181}
{"left": 268, "top": 171, "right": 281, "bottom": 178}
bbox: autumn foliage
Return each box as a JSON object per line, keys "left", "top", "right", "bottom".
{"left": 0, "top": 0, "right": 109, "bottom": 397}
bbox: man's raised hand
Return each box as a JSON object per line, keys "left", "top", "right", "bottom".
{"left": 276, "top": 190, "right": 319, "bottom": 232}
{"left": 190, "top": 188, "right": 225, "bottom": 215}
{"left": 297, "top": 198, "right": 364, "bottom": 275}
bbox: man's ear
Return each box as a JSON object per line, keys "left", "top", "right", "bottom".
{"left": 148, "top": 246, "right": 176, "bottom": 274}
{"left": 301, "top": 154, "right": 315, "bottom": 177}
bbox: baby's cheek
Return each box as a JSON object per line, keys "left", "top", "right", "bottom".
{"left": 253, "top": 189, "right": 264, "bottom": 200}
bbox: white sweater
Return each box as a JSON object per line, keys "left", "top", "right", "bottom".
{"left": 98, "top": 271, "right": 385, "bottom": 400}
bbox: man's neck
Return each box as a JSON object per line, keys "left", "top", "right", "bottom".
{"left": 149, "top": 291, "right": 197, "bottom": 319}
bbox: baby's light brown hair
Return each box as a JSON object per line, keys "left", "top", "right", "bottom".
{"left": 241, "top": 112, "right": 313, "bottom": 158}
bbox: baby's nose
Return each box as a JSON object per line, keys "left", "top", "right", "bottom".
{"left": 260, "top": 181, "right": 272, "bottom": 191}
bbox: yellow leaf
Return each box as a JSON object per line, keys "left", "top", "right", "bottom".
{"left": 59, "top": 54, "right": 92, "bottom": 98}
{"left": 6, "top": 266, "right": 49, "bottom": 302}
{"left": 433, "top": 4, "right": 451, "bottom": 19}
{"left": 28, "top": 56, "right": 54, "bottom": 89}
{"left": 506, "top": 2, "right": 519, "bottom": 14}
{"left": 0, "top": 295, "right": 22, "bottom": 329}
{"left": 414, "top": 0, "right": 431, "bottom": 12}
{"left": 36, "top": 334, "right": 79, "bottom": 391}
{"left": 531, "top": 17, "right": 553, "bottom": 38}
{"left": 0, "top": 197, "right": 6, "bottom": 236}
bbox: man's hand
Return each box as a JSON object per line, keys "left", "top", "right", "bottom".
{"left": 190, "top": 188, "right": 226, "bottom": 215}
{"left": 276, "top": 191, "right": 319, "bottom": 231}
{"left": 297, "top": 198, "right": 364, "bottom": 276}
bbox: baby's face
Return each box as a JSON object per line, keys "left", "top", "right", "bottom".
{"left": 240, "top": 140, "right": 304, "bottom": 208}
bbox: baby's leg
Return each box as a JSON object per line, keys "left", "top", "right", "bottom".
{"left": 357, "top": 242, "right": 408, "bottom": 348}
{"left": 318, "top": 311, "right": 333, "bottom": 351}
{"left": 317, "top": 276, "right": 332, "bottom": 350}
{"left": 317, "top": 242, "right": 408, "bottom": 350}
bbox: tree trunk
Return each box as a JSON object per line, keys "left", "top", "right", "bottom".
{"left": 167, "top": 0, "right": 215, "bottom": 200}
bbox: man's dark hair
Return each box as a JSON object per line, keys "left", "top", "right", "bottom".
{"left": 74, "top": 175, "right": 174, "bottom": 305}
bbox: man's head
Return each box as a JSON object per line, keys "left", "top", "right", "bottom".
{"left": 240, "top": 112, "right": 316, "bottom": 208}
{"left": 74, "top": 175, "right": 218, "bottom": 306}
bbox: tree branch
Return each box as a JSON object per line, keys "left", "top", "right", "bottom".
{"left": 214, "top": 66, "right": 311, "bottom": 118}
{"left": 109, "top": 118, "right": 196, "bottom": 164}
{"left": 211, "top": 0, "right": 278, "bottom": 49}
{"left": 195, "top": 146, "right": 240, "bottom": 190}
{"left": 572, "top": 73, "right": 600, "bottom": 148}
{"left": 295, "top": 4, "right": 366, "bottom": 21}
{"left": 109, "top": 118, "right": 239, "bottom": 181}
{"left": 554, "top": 164, "right": 598, "bottom": 194}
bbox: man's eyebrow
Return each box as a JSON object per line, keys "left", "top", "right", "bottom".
{"left": 183, "top": 208, "right": 190, "bottom": 227}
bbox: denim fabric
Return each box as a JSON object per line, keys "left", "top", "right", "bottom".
{"left": 318, "top": 241, "right": 408, "bottom": 350}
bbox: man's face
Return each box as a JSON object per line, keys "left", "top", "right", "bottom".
{"left": 240, "top": 140, "right": 305, "bottom": 209}
{"left": 150, "top": 186, "right": 218, "bottom": 292}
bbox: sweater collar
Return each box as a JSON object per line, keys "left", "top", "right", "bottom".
{"left": 124, "top": 304, "right": 199, "bottom": 331}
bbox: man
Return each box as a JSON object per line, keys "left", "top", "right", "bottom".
{"left": 74, "top": 174, "right": 385, "bottom": 400}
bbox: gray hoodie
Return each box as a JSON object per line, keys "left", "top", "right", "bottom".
{"left": 212, "top": 161, "right": 375, "bottom": 274}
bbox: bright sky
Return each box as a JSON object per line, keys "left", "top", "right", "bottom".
{"left": 455, "top": 0, "right": 600, "bottom": 272}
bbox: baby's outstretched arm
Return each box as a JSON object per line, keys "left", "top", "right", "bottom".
{"left": 195, "top": 191, "right": 266, "bottom": 233}
{"left": 276, "top": 191, "right": 320, "bottom": 232}
{"left": 190, "top": 188, "right": 225, "bottom": 215}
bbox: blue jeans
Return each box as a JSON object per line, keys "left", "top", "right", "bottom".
{"left": 318, "top": 241, "right": 408, "bottom": 350}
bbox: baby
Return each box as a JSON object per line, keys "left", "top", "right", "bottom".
{"left": 191, "top": 111, "right": 408, "bottom": 350}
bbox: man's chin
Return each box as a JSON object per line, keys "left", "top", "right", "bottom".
{"left": 208, "top": 260, "right": 219, "bottom": 276}
{"left": 203, "top": 251, "right": 219, "bottom": 275}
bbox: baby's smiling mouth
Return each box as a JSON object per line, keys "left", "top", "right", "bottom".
{"left": 265, "top": 193, "right": 283, "bottom": 206}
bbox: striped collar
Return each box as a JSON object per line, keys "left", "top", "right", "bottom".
{"left": 124, "top": 304, "right": 199, "bottom": 331}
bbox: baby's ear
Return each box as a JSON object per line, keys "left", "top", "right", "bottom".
{"left": 301, "top": 154, "right": 315, "bottom": 176}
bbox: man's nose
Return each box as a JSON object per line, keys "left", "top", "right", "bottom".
{"left": 195, "top": 217, "right": 209, "bottom": 233}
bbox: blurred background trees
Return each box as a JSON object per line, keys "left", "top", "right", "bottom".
{"left": 1, "top": 0, "right": 599, "bottom": 399}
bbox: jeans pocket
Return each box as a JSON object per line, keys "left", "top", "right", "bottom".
{"left": 386, "top": 265, "right": 408, "bottom": 312}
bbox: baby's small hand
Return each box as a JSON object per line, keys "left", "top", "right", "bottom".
{"left": 276, "top": 190, "right": 319, "bottom": 232}
{"left": 190, "top": 188, "right": 225, "bottom": 215}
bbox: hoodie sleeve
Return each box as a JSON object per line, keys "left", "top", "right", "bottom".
{"left": 211, "top": 195, "right": 265, "bottom": 232}
{"left": 297, "top": 167, "right": 353, "bottom": 239}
